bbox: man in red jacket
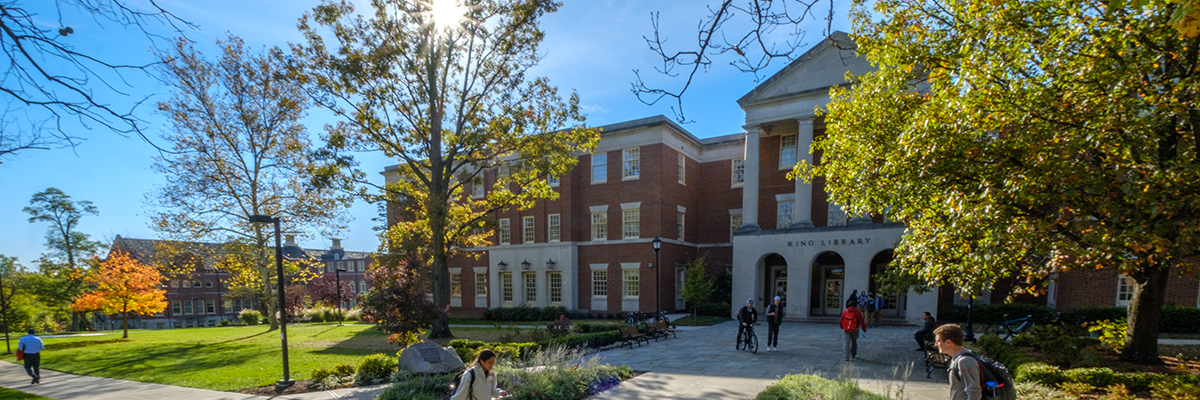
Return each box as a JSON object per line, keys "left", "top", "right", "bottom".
{"left": 840, "top": 299, "right": 867, "bottom": 361}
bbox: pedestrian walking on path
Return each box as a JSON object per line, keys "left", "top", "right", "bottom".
{"left": 840, "top": 299, "right": 866, "bottom": 361}
{"left": 765, "top": 296, "right": 783, "bottom": 351}
{"left": 935, "top": 324, "right": 982, "bottom": 400}
{"left": 451, "top": 349, "right": 509, "bottom": 400}
{"left": 18, "top": 329, "right": 44, "bottom": 384}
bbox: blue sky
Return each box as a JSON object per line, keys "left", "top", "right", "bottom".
{"left": 0, "top": 0, "right": 851, "bottom": 266}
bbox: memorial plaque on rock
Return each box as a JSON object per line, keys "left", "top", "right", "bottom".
{"left": 419, "top": 347, "right": 441, "bottom": 363}
{"left": 397, "top": 341, "right": 464, "bottom": 374}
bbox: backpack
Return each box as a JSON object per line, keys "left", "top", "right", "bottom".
{"left": 865, "top": 298, "right": 877, "bottom": 313}
{"left": 451, "top": 368, "right": 477, "bottom": 400}
{"left": 840, "top": 308, "right": 859, "bottom": 332}
{"left": 956, "top": 351, "right": 1017, "bottom": 400}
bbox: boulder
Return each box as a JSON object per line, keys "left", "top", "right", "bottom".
{"left": 397, "top": 341, "right": 465, "bottom": 374}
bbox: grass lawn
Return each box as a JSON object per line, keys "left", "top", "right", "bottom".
{"left": 0, "top": 387, "right": 55, "bottom": 400}
{"left": 1, "top": 322, "right": 393, "bottom": 391}
{"left": 672, "top": 315, "right": 730, "bottom": 326}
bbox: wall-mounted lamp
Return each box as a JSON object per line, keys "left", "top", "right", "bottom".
{"left": 498, "top": 261, "right": 508, "bottom": 271}
{"left": 521, "top": 260, "right": 531, "bottom": 270}
{"left": 546, "top": 259, "right": 556, "bottom": 270}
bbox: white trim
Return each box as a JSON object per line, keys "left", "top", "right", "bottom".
{"left": 621, "top": 202, "right": 641, "bottom": 210}
{"left": 448, "top": 267, "right": 462, "bottom": 273}
{"left": 473, "top": 267, "right": 489, "bottom": 273}
{"left": 775, "top": 193, "right": 796, "bottom": 202}
{"left": 621, "top": 262, "right": 641, "bottom": 270}
{"left": 729, "top": 209, "right": 744, "bottom": 215}
{"left": 677, "top": 205, "right": 687, "bottom": 213}
{"left": 590, "top": 263, "right": 609, "bottom": 270}
{"left": 590, "top": 205, "right": 609, "bottom": 212}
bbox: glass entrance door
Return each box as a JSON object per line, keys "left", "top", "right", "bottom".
{"left": 771, "top": 266, "right": 787, "bottom": 317}
{"left": 824, "top": 279, "right": 844, "bottom": 314}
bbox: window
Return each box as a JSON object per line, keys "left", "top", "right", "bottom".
{"left": 591, "top": 153, "right": 607, "bottom": 183}
{"left": 183, "top": 280, "right": 191, "bottom": 288}
{"left": 206, "top": 300, "right": 216, "bottom": 314}
{"left": 623, "top": 270, "right": 639, "bottom": 297}
{"left": 549, "top": 271, "right": 562, "bottom": 304}
{"left": 732, "top": 159, "right": 745, "bottom": 187}
{"left": 501, "top": 272, "right": 513, "bottom": 303}
{"left": 473, "top": 182, "right": 485, "bottom": 198}
{"left": 359, "top": 280, "right": 366, "bottom": 293}
{"left": 499, "top": 218, "right": 511, "bottom": 245}
{"left": 350, "top": 282, "right": 356, "bottom": 293}
{"left": 183, "top": 300, "right": 194, "bottom": 315}
{"left": 777, "top": 201, "right": 794, "bottom": 229}
{"left": 451, "top": 273, "right": 462, "bottom": 296}
{"left": 475, "top": 272, "right": 488, "bottom": 296}
{"left": 677, "top": 153, "right": 686, "bottom": 184}
{"left": 780, "top": 134, "right": 797, "bottom": 168}
{"left": 731, "top": 214, "right": 743, "bottom": 239}
{"left": 828, "top": 203, "right": 848, "bottom": 226}
{"left": 524, "top": 272, "right": 537, "bottom": 303}
{"left": 193, "top": 280, "right": 200, "bottom": 288}
{"left": 171, "top": 280, "right": 179, "bottom": 288}
{"left": 592, "top": 270, "right": 608, "bottom": 297}
{"left": 548, "top": 175, "right": 559, "bottom": 187}
{"left": 205, "top": 280, "right": 213, "bottom": 288}
{"left": 548, "top": 214, "right": 561, "bottom": 242}
{"left": 1117, "top": 275, "right": 1135, "bottom": 306}
{"left": 207, "top": 320, "right": 216, "bottom": 328}
{"left": 523, "top": 215, "right": 535, "bottom": 243}
{"left": 499, "top": 163, "right": 510, "bottom": 178}
{"left": 623, "top": 209, "right": 639, "bottom": 239}
{"left": 677, "top": 212, "right": 685, "bottom": 241}
{"left": 622, "top": 147, "right": 640, "bottom": 179}
{"left": 591, "top": 212, "right": 607, "bottom": 240}
{"left": 172, "top": 301, "right": 181, "bottom": 315}
{"left": 358, "top": 260, "right": 365, "bottom": 272}
{"left": 223, "top": 300, "right": 232, "bottom": 313}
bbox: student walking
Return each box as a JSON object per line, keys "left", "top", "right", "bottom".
{"left": 765, "top": 296, "right": 783, "bottom": 351}
{"left": 839, "top": 299, "right": 866, "bottom": 361}
{"left": 935, "top": 324, "right": 983, "bottom": 400}
{"left": 870, "top": 293, "right": 884, "bottom": 327}
{"left": 451, "top": 349, "right": 509, "bottom": 400}
{"left": 18, "top": 329, "right": 44, "bottom": 384}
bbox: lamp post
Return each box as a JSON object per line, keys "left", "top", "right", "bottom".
{"left": 248, "top": 214, "right": 294, "bottom": 391}
{"left": 652, "top": 237, "right": 661, "bottom": 318}
{"left": 1, "top": 269, "right": 11, "bottom": 355}
{"left": 965, "top": 295, "right": 977, "bottom": 342}
{"left": 335, "top": 263, "right": 346, "bottom": 326}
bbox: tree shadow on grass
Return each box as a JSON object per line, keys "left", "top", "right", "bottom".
{"left": 45, "top": 339, "right": 129, "bottom": 350}
{"left": 210, "top": 330, "right": 270, "bottom": 345}
{"left": 47, "top": 340, "right": 262, "bottom": 380}
{"left": 308, "top": 326, "right": 396, "bottom": 355}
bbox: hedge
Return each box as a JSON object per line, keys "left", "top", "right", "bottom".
{"left": 940, "top": 303, "right": 1057, "bottom": 325}
{"left": 944, "top": 303, "right": 1200, "bottom": 333}
{"left": 695, "top": 302, "right": 731, "bottom": 317}
{"left": 447, "top": 330, "right": 624, "bottom": 363}
{"left": 980, "top": 334, "right": 1200, "bottom": 393}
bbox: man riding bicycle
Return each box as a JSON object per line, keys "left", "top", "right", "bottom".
{"left": 737, "top": 298, "right": 758, "bottom": 345}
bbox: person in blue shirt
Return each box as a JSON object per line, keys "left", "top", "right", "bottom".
{"left": 18, "top": 329, "right": 44, "bottom": 384}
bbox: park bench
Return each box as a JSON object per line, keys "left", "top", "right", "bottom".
{"left": 618, "top": 325, "right": 649, "bottom": 348}
{"left": 646, "top": 320, "right": 676, "bottom": 340}
{"left": 923, "top": 340, "right": 952, "bottom": 378}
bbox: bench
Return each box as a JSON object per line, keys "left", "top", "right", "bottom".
{"left": 924, "top": 341, "right": 951, "bottom": 378}
{"left": 646, "top": 320, "right": 676, "bottom": 340}
{"left": 618, "top": 326, "right": 650, "bottom": 348}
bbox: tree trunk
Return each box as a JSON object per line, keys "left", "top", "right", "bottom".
{"left": 1121, "top": 264, "right": 1170, "bottom": 364}
{"left": 122, "top": 313, "right": 129, "bottom": 339}
{"left": 424, "top": 32, "right": 454, "bottom": 340}
{"left": 427, "top": 201, "right": 454, "bottom": 339}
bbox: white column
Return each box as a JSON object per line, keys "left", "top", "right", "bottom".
{"left": 791, "top": 118, "right": 815, "bottom": 228}
{"left": 739, "top": 127, "right": 762, "bottom": 231}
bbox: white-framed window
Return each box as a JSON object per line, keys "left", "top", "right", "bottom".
{"left": 828, "top": 203, "right": 848, "bottom": 226}
{"left": 473, "top": 182, "right": 485, "bottom": 199}
{"left": 359, "top": 260, "right": 365, "bottom": 272}
{"left": 622, "top": 147, "right": 640, "bottom": 180}
{"left": 182, "top": 280, "right": 192, "bottom": 288}
{"left": 548, "top": 175, "right": 560, "bottom": 187}
{"left": 524, "top": 272, "right": 537, "bottom": 303}
{"left": 780, "top": 134, "right": 797, "bottom": 168}
{"left": 548, "top": 213, "right": 561, "bottom": 242}
{"left": 623, "top": 209, "right": 640, "bottom": 239}
{"left": 206, "top": 300, "right": 216, "bottom": 314}
{"left": 171, "top": 301, "right": 181, "bottom": 314}
{"left": 591, "top": 211, "right": 607, "bottom": 240}
{"left": 592, "top": 153, "right": 607, "bottom": 183}
{"left": 451, "top": 273, "right": 462, "bottom": 296}
{"left": 501, "top": 272, "right": 513, "bottom": 304}
{"left": 732, "top": 158, "right": 745, "bottom": 187}
{"left": 205, "top": 280, "right": 213, "bottom": 287}
{"left": 592, "top": 270, "right": 608, "bottom": 297}
{"left": 677, "top": 153, "right": 686, "bottom": 184}
{"left": 777, "top": 201, "right": 794, "bottom": 229}
{"left": 731, "top": 214, "right": 743, "bottom": 239}
{"left": 499, "top": 218, "right": 511, "bottom": 245}
{"left": 183, "top": 300, "right": 194, "bottom": 315}
{"left": 350, "top": 282, "right": 357, "bottom": 293}
{"left": 223, "top": 300, "right": 232, "bottom": 313}
{"left": 523, "top": 215, "right": 535, "bottom": 244}
{"left": 548, "top": 271, "right": 562, "bottom": 304}
{"left": 677, "top": 212, "right": 685, "bottom": 241}
{"left": 171, "top": 280, "right": 179, "bottom": 288}
{"left": 1117, "top": 274, "right": 1135, "bottom": 306}
{"left": 499, "top": 163, "right": 510, "bottom": 178}
{"left": 476, "top": 272, "right": 488, "bottom": 296}
{"left": 623, "top": 270, "right": 639, "bottom": 297}
{"left": 359, "top": 280, "right": 366, "bottom": 293}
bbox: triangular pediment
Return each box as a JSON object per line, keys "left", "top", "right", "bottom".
{"left": 738, "top": 31, "right": 872, "bottom": 106}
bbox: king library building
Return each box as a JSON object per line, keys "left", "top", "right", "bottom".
{"left": 384, "top": 32, "right": 1200, "bottom": 325}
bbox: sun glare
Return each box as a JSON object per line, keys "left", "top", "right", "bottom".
{"left": 429, "top": 0, "right": 466, "bottom": 29}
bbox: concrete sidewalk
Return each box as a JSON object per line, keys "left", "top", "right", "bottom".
{"left": 0, "top": 361, "right": 389, "bottom": 400}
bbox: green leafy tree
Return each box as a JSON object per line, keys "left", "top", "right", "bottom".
{"left": 809, "top": 0, "right": 1199, "bottom": 364}
{"left": 680, "top": 256, "right": 714, "bottom": 318}
{"left": 293, "top": 0, "right": 600, "bottom": 338}
{"left": 23, "top": 187, "right": 104, "bottom": 331}
{"left": 147, "top": 34, "right": 351, "bottom": 330}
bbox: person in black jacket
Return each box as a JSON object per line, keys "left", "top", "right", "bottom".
{"left": 913, "top": 311, "right": 937, "bottom": 351}
{"left": 765, "top": 296, "right": 783, "bottom": 351}
{"left": 736, "top": 298, "right": 758, "bottom": 346}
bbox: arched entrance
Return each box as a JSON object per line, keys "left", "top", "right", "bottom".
{"left": 869, "top": 250, "right": 905, "bottom": 318}
{"left": 809, "top": 251, "right": 846, "bottom": 316}
{"left": 762, "top": 254, "right": 787, "bottom": 313}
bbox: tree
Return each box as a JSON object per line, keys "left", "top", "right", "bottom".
{"left": 0, "top": 1, "right": 194, "bottom": 161}
{"left": 810, "top": 0, "right": 1200, "bottom": 364}
{"left": 69, "top": 251, "right": 166, "bottom": 339}
{"left": 283, "top": 285, "right": 309, "bottom": 322}
{"left": 306, "top": 273, "right": 356, "bottom": 308}
{"left": 148, "top": 34, "right": 351, "bottom": 330}
{"left": 23, "top": 187, "right": 104, "bottom": 331}
{"left": 680, "top": 256, "right": 714, "bottom": 318}
{"left": 293, "top": 0, "right": 601, "bottom": 339}
{"left": 360, "top": 253, "right": 439, "bottom": 336}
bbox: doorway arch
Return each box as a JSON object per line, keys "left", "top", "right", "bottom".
{"left": 869, "top": 250, "right": 905, "bottom": 318}
{"left": 809, "top": 251, "right": 846, "bottom": 316}
{"left": 761, "top": 253, "right": 787, "bottom": 312}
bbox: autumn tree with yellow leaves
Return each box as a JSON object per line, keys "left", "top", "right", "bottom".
{"left": 71, "top": 252, "right": 167, "bottom": 339}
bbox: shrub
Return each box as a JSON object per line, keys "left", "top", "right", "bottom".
{"left": 219, "top": 319, "right": 231, "bottom": 327}
{"left": 755, "top": 373, "right": 891, "bottom": 400}
{"left": 344, "top": 308, "right": 361, "bottom": 321}
{"left": 574, "top": 323, "right": 621, "bottom": 334}
{"left": 940, "top": 303, "right": 1056, "bottom": 324}
{"left": 1151, "top": 376, "right": 1200, "bottom": 400}
{"left": 977, "top": 334, "right": 1038, "bottom": 372}
{"left": 494, "top": 346, "right": 633, "bottom": 400}
{"left": 355, "top": 353, "right": 399, "bottom": 386}
{"left": 307, "top": 309, "right": 325, "bottom": 323}
{"left": 1160, "top": 304, "right": 1200, "bottom": 334}
{"left": 1016, "top": 381, "right": 1078, "bottom": 400}
{"left": 1085, "top": 319, "right": 1127, "bottom": 354}
{"left": 1103, "top": 384, "right": 1135, "bottom": 400}
{"left": 239, "top": 309, "right": 262, "bottom": 326}
{"left": 539, "top": 306, "right": 569, "bottom": 321}
{"left": 388, "top": 331, "right": 420, "bottom": 348}
{"left": 311, "top": 362, "right": 357, "bottom": 390}
{"left": 1015, "top": 362, "right": 1065, "bottom": 386}
{"left": 695, "top": 302, "right": 731, "bottom": 317}
{"left": 1058, "top": 382, "right": 1094, "bottom": 396}
{"left": 1061, "top": 306, "right": 1127, "bottom": 326}
{"left": 378, "top": 372, "right": 453, "bottom": 400}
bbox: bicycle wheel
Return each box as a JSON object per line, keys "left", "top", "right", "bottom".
{"left": 748, "top": 333, "right": 758, "bottom": 354}
{"left": 660, "top": 315, "right": 670, "bottom": 324}
{"left": 625, "top": 314, "right": 637, "bottom": 326}
{"left": 736, "top": 331, "right": 746, "bottom": 350}
{"left": 999, "top": 324, "right": 1013, "bottom": 341}
{"left": 981, "top": 324, "right": 1002, "bottom": 336}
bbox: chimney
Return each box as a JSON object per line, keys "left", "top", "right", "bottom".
{"left": 331, "top": 238, "right": 343, "bottom": 250}
{"left": 284, "top": 235, "right": 297, "bottom": 246}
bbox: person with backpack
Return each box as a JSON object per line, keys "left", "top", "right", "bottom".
{"left": 451, "top": 349, "right": 509, "bottom": 400}
{"left": 863, "top": 292, "right": 878, "bottom": 328}
{"left": 839, "top": 298, "right": 866, "bottom": 361}
{"left": 934, "top": 324, "right": 1017, "bottom": 400}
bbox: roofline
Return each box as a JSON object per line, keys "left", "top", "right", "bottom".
{"left": 736, "top": 31, "right": 855, "bottom": 106}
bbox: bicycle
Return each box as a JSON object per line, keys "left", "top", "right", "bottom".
{"left": 624, "top": 311, "right": 649, "bottom": 326}
{"left": 652, "top": 310, "right": 670, "bottom": 324}
{"left": 981, "top": 314, "right": 1034, "bottom": 340}
{"left": 735, "top": 323, "right": 759, "bottom": 354}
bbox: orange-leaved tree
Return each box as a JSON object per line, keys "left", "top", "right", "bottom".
{"left": 71, "top": 251, "right": 167, "bottom": 338}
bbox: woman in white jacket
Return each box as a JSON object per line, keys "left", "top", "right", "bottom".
{"left": 451, "top": 349, "right": 509, "bottom": 400}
